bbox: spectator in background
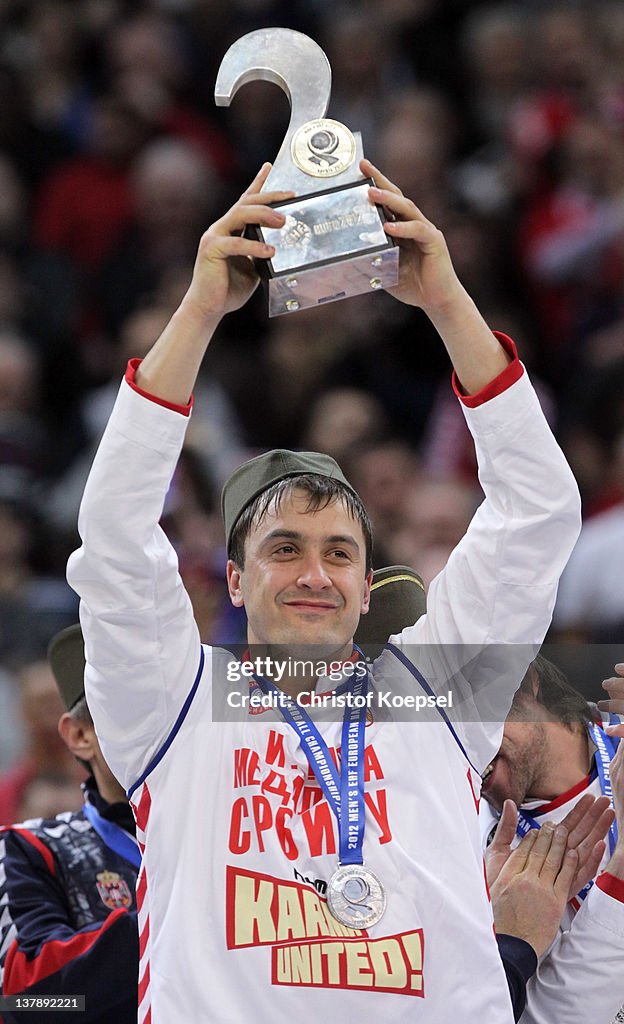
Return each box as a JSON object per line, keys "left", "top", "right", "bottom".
{"left": 104, "top": 10, "right": 236, "bottom": 180}
{"left": 388, "top": 475, "right": 480, "bottom": 588}
{"left": 0, "top": 665, "right": 25, "bottom": 775}
{"left": 0, "top": 486, "right": 78, "bottom": 668}
{"left": 301, "top": 388, "right": 387, "bottom": 465}
{"left": 16, "top": 774, "right": 86, "bottom": 822}
{"left": 460, "top": 4, "right": 530, "bottom": 146}
{"left": 161, "top": 445, "right": 247, "bottom": 646}
{"left": 346, "top": 440, "right": 421, "bottom": 565}
{"left": 553, "top": 452, "right": 624, "bottom": 642}
{"left": 31, "top": 91, "right": 153, "bottom": 380}
{"left": 21, "top": 1, "right": 90, "bottom": 152}
{"left": 33, "top": 94, "right": 149, "bottom": 275}
{"left": 0, "top": 331, "right": 46, "bottom": 478}
{"left": 0, "top": 656, "right": 84, "bottom": 825}
{"left": 45, "top": 300, "right": 246, "bottom": 539}
{"left": 0, "top": 330, "right": 78, "bottom": 660}
{"left": 215, "top": 297, "right": 380, "bottom": 451}
{"left": 322, "top": 7, "right": 403, "bottom": 158}
{"left": 375, "top": 86, "right": 456, "bottom": 226}
{"left": 0, "top": 155, "right": 26, "bottom": 255}
{"left": 519, "top": 116, "right": 624, "bottom": 363}
{"left": 99, "top": 136, "right": 220, "bottom": 335}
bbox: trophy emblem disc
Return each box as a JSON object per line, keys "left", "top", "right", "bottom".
{"left": 291, "top": 119, "right": 356, "bottom": 178}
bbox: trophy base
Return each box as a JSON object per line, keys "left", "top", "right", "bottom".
{"left": 267, "top": 246, "right": 399, "bottom": 317}
{"left": 253, "top": 178, "right": 400, "bottom": 317}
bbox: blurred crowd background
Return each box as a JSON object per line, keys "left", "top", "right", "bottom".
{"left": 0, "top": 0, "right": 623, "bottom": 822}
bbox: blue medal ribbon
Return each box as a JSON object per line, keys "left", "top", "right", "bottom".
{"left": 83, "top": 800, "right": 142, "bottom": 869}
{"left": 252, "top": 665, "right": 368, "bottom": 866}
{"left": 588, "top": 721, "right": 619, "bottom": 854}
{"left": 515, "top": 718, "right": 619, "bottom": 902}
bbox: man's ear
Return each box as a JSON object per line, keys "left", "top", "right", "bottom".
{"left": 360, "top": 569, "right": 373, "bottom": 615}
{"left": 58, "top": 712, "right": 97, "bottom": 762}
{"left": 226, "top": 560, "right": 244, "bottom": 608}
{"left": 527, "top": 665, "right": 541, "bottom": 701}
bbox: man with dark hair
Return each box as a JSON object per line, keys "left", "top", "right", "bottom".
{"left": 355, "top": 566, "right": 618, "bottom": 1024}
{"left": 228, "top": 473, "right": 374, "bottom": 572}
{"left": 0, "top": 625, "right": 139, "bottom": 1024}
{"left": 66, "top": 160, "right": 581, "bottom": 1022}
{"left": 481, "top": 656, "right": 624, "bottom": 1023}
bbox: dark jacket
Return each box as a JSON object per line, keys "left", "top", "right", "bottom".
{"left": 0, "top": 779, "right": 139, "bottom": 1023}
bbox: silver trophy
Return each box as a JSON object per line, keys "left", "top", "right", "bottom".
{"left": 215, "top": 28, "right": 399, "bottom": 317}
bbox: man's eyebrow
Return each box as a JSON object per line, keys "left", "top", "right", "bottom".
{"left": 259, "top": 530, "right": 361, "bottom": 551}
{"left": 260, "top": 530, "right": 303, "bottom": 544}
{"left": 325, "top": 534, "right": 361, "bottom": 551}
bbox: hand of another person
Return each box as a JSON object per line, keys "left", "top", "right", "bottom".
{"left": 491, "top": 823, "right": 577, "bottom": 958}
{"left": 486, "top": 798, "right": 518, "bottom": 889}
{"left": 486, "top": 792, "right": 613, "bottom": 897}
{"left": 598, "top": 663, "right": 624, "bottom": 737}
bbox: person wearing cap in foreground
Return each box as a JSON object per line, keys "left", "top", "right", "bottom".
{"left": 0, "top": 625, "right": 139, "bottom": 1024}
{"left": 66, "top": 160, "right": 581, "bottom": 1024}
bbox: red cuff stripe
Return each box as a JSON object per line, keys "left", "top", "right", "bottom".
{"left": 8, "top": 829, "right": 55, "bottom": 877}
{"left": 453, "top": 332, "right": 524, "bottom": 408}
{"left": 596, "top": 871, "right": 624, "bottom": 903}
{"left": 125, "top": 359, "right": 193, "bottom": 416}
{"left": 3, "top": 909, "right": 127, "bottom": 994}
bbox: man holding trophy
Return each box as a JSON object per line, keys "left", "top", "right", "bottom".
{"left": 66, "top": 29, "right": 581, "bottom": 1024}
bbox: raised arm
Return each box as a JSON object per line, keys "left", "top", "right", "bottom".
{"left": 363, "top": 161, "right": 581, "bottom": 773}
{"left": 361, "top": 157, "right": 581, "bottom": 651}
{"left": 66, "top": 169, "right": 293, "bottom": 789}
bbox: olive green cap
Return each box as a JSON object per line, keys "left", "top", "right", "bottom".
{"left": 355, "top": 565, "right": 426, "bottom": 658}
{"left": 221, "top": 448, "right": 356, "bottom": 552}
{"left": 47, "top": 623, "right": 86, "bottom": 712}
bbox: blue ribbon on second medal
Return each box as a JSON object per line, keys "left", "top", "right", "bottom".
{"left": 516, "top": 718, "right": 619, "bottom": 902}
{"left": 252, "top": 669, "right": 368, "bottom": 866}
{"left": 83, "top": 800, "right": 142, "bottom": 869}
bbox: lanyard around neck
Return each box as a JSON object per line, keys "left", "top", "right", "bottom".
{"left": 251, "top": 665, "right": 369, "bottom": 866}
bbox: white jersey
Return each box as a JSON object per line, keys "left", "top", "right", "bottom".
{"left": 480, "top": 749, "right": 624, "bottom": 1024}
{"left": 67, "top": 363, "right": 580, "bottom": 1023}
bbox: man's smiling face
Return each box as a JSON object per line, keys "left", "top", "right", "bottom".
{"left": 226, "top": 488, "right": 372, "bottom": 660}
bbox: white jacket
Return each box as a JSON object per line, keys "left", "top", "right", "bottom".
{"left": 68, "top": 363, "right": 580, "bottom": 1024}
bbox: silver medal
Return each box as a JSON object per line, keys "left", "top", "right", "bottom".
{"left": 326, "top": 864, "right": 386, "bottom": 928}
